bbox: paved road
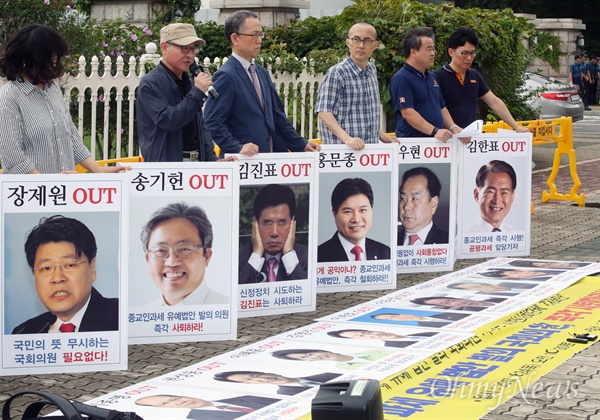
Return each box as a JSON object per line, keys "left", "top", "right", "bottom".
{"left": 0, "top": 128, "right": 598, "bottom": 419}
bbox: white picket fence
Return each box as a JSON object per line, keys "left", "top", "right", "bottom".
{"left": 0, "top": 43, "right": 326, "bottom": 160}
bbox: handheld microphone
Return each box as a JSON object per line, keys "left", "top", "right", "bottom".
{"left": 189, "top": 62, "right": 219, "bottom": 99}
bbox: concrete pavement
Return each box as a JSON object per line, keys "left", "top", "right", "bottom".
{"left": 0, "top": 129, "right": 598, "bottom": 419}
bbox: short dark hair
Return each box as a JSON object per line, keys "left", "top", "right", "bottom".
{"left": 507, "top": 260, "right": 580, "bottom": 268}
{"left": 447, "top": 27, "right": 479, "bottom": 50}
{"left": 141, "top": 202, "right": 213, "bottom": 251}
{"left": 331, "top": 178, "right": 374, "bottom": 213}
{"left": 326, "top": 329, "right": 362, "bottom": 339}
{"left": 402, "top": 27, "right": 434, "bottom": 58}
{"left": 135, "top": 395, "right": 178, "bottom": 407}
{"left": 475, "top": 160, "right": 517, "bottom": 190}
{"left": 508, "top": 260, "right": 537, "bottom": 268}
{"left": 0, "top": 24, "right": 68, "bottom": 83}
{"left": 252, "top": 184, "right": 296, "bottom": 221}
{"left": 401, "top": 167, "right": 442, "bottom": 199}
{"left": 480, "top": 269, "right": 556, "bottom": 278}
{"left": 410, "top": 296, "right": 454, "bottom": 306}
{"left": 224, "top": 10, "right": 259, "bottom": 45}
{"left": 371, "top": 313, "right": 396, "bottom": 319}
{"left": 447, "top": 282, "right": 481, "bottom": 290}
{"left": 271, "top": 349, "right": 328, "bottom": 360}
{"left": 480, "top": 269, "right": 511, "bottom": 278}
{"left": 24, "top": 215, "right": 97, "bottom": 269}
{"left": 213, "top": 370, "right": 262, "bottom": 383}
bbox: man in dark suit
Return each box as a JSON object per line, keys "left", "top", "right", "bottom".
{"left": 213, "top": 371, "right": 341, "bottom": 396}
{"left": 204, "top": 10, "right": 320, "bottom": 157}
{"left": 327, "top": 329, "right": 437, "bottom": 348}
{"left": 239, "top": 184, "right": 308, "bottom": 284}
{"left": 318, "top": 178, "right": 390, "bottom": 263}
{"left": 136, "top": 394, "right": 279, "bottom": 420}
{"left": 397, "top": 166, "right": 448, "bottom": 246}
{"left": 12, "top": 215, "right": 118, "bottom": 334}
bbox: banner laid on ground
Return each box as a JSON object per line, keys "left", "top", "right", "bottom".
{"left": 125, "top": 162, "right": 239, "bottom": 344}
{"left": 229, "top": 153, "right": 318, "bottom": 318}
{"left": 456, "top": 133, "right": 532, "bottom": 259}
{"left": 1, "top": 174, "right": 129, "bottom": 375}
{"left": 375, "top": 275, "right": 600, "bottom": 420}
{"left": 83, "top": 259, "right": 599, "bottom": 418}
{"left": 316, "top": 144, "right": 398, "bottom": 293}
{"left": 396, "top": 138, "right": 457, "bottom": 273}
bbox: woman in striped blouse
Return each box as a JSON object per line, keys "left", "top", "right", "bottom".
{"left": 0, "top": 24, "right": 128, "bottom": 174}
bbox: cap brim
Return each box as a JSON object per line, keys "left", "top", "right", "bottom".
{"left": 169, "top": 36, "right": 206, "bottom": 46}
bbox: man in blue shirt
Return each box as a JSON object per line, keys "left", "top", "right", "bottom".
{"left": 570, "top": 54, "right": 591, "bottom": 110}
{"left": 433, "top": 28, "right": 529, "bottom": 133}
{"left": 389, "top": 27, "right": 463, "bottom": 140}
{"left": 585, "top": 55, "right": 598, "bottom": 107}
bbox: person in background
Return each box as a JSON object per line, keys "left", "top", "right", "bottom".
{"left": 570, "top": 54, "right": 591, "bottom": 111}
{"left": 12, "top": 215, "right": 118, "bottom": 334}
{"left": 316, "top": 22, "right": 398, "bottom": 150}
{"left": 0, "top": 24, "right": 129, "bottom": 174}
{"left": 318, "top": 177, "right": 390, "bottom": 263}
{"left": 140, "top": 202, "right": 227, "bottom": 306}
{"left": 204, "top": 10, "right": 320, "bottom": 157}
{"left": 389, "top": 27, "right": 465, "bottom": 142}
{"left": 398, "top": 166, "right": 448, "bottom": 246}
{"left": 466, "top": 160, "right": 517, "bottom": 233}
{"left": 433, "top": 27, "right": 530, "bottom": 133}
{"left": 585, "top": 55, "right": 598, "bottom": 107}
{"left": 238, "top": 184, "right": 308, "bottom": 284}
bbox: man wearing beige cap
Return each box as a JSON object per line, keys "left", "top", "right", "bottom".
{"left": 137, "top": 23, "right": 223, "bottom": 162}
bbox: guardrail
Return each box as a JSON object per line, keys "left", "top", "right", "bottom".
{"left": 483, "top": 116, "right": 585, "bottom": 206}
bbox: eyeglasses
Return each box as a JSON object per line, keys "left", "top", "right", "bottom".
{"left": 348, "top": 36, "right": 375, "bottom": 46}
{"left": 146, "top": 243, "right": 205, "bottom": 260}
{"left": 237, "top": 32, "right": 265, "bottom": 40}
{"left": 33, "top": 259, "right": 89, "bottom": 277}
{"left": 167, "top": 42, "right": 201, "bottom": 55}
{"left": 453, "top": 49, "right": 477, "bottom": 58}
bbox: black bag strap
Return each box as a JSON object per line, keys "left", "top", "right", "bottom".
{"left": 2, "top": 391, "right": 144, "bottom": 420}
{"left": 71, "top": 401, "right": 143, "bottom": 420}
{"left": 2, "top": 390, "right": 82, "bottom": 420}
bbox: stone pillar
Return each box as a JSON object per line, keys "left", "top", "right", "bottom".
{"left": 517, "top": 14, "right": 586, "bottom": 81}
{"left": 91, "top": 0, "right": 168, "bottom": 25}
{"left": 209, "top": 0, "right": 309, "bottom": 28}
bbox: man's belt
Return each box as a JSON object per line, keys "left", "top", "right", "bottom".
{"left": 183, "top": 150, "right": 199, "bottom": 160}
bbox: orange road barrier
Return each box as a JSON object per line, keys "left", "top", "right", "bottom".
{"left": 75, "top": 156, "right": 144, "bottom": 173}
{"left": 484, "top": 117, "right": 584, "bottom": 206}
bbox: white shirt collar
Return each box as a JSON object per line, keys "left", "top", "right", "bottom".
{"left": 48, "top": 293, "right": 92, "bottom": 333}
{"left": 337, "top": 233, "right": 366, "bottom": 261}
{"left": 403, "top": 221, "right": 433, "bottom": 245}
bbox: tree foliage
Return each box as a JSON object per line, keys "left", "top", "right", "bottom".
{"left": 0, "top": 0, "right": 94, "bottom": 59}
